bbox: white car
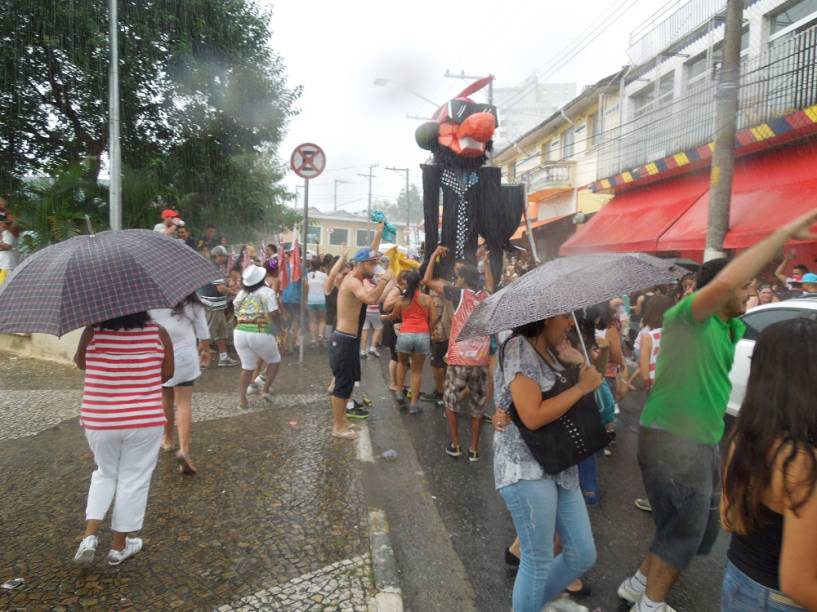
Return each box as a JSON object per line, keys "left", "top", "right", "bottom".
{"left": 727, "top": 297, "right": 817, "bottom": 417}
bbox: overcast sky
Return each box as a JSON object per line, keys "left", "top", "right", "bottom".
{"left": 264, "top": 0, "right": 664, "bottom": 216}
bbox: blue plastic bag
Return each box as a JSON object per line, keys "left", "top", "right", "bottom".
{"left": 371, "top": 210, "right": 397, "bottom": 244}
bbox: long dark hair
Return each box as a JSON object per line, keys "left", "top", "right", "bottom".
{"left": 400, "top": 270, "right": 422, "bottom": 301}
{"left": 642, "top": 295, "right": 673, "bottom": 329}
{"left": 99, "top": 311, "right": 151, "bottom": 330}
{"left": 722, "top": 319, "right": 817, "bottom": 534}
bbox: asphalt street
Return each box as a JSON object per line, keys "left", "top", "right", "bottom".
{"left": 363, "top": 356, "right": 727, "bottom": 612}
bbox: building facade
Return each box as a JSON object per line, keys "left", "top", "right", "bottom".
{"left": 493, "top": 78, "right": 577, "bottom": 150}
{"left": 563, "top": 0, "right": 817, "bottom": 262}
{"left": 492, "top": 74, "right": 622, "bottom": 261}
{"left": 300, "top": 208, "right": 411, "bottom": 257}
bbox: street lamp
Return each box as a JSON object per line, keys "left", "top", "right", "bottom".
{"left": 373, "top": 77, "right": 440, "bottom": 109}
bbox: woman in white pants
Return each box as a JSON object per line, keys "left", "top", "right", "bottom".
{"left": 73, "top": 311, "right": 174, "bottom": 566}
{"left": 234, "top": 265, "right": 282, "bottom": 408}
{"left": 149, "top": 294, "right": 211, "bottom": 474}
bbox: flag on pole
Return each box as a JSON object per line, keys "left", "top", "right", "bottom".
{"left": 290, "top": 227, "right": 301, "bottom": 283}
{"left": 278, "top": 234, "right": 289, "bottom": 291}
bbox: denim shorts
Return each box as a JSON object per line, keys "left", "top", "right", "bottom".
{"left": 637, "top": 426, "right": 721, "bottom": 570}
{"left": 396, "top": 332, "right": 430, "bottom": 355}
{"left": 722, "top": 561, "right": 806, "bottom": 611}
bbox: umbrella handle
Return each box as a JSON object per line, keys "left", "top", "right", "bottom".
{"left": 571, "top": 310, "right": 609, "bottom": 418}
{"left": 571, "top": 311, "right": 591, "bottom": 364}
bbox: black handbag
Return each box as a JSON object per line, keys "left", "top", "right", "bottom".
{"left": 501, "top": 340, "right": 611, "bottom": 475}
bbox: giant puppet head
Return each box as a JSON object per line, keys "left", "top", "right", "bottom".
{"left": 416, "top": 75, "right": 526, "bottom": 285}
{"left": 415, "top": 76, "right": 498, "bottom": 165}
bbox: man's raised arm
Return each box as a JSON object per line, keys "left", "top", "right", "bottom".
{"left": 423, "top": 245, "right": 450, "bottom": 296}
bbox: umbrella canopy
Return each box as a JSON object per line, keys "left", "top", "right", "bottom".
{"left": 0, "top": 229, "right": 222, "bottom": 336}
{"left": 458, "top": 253, "right": 685, "bottom": 340}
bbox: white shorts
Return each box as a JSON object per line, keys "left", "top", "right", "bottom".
{"left": 233, "top": 330, "right": 282, "bottom": 370}
{"left": 363, "top": 311, "right": 383, "bottom": 331}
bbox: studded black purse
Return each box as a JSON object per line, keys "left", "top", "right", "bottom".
{"left": 501, "top": 342, "right": 611, "bottom": 475}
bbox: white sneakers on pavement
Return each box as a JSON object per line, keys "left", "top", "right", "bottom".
{"left": 544, "top": 595, "right": 589, "bottom": 612}
{"left": 630, "top": 603, "right": 677, "bottom": 612}
{"left": 368, "top": 347, "right": 380, "bottom": 358}
{"left": 107, "top": 537, "right": 143, "bottom": 566}
{"left": 618, "top": 576, "right": 644, "bottom": 604}
{"left": 217, "top": 356, "right": 239, "bottom": 367}
{"left": 73, "top": 535, "right": 98, "bottom": 564}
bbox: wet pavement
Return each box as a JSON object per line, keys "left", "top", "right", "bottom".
{"left": 0, "top": 350, "right": 375, "bottom": 611}
{"left": 363, "top": 357, "right": 727, "bottom": 612}
{"left": 1, "top": 344, "right": 728, "bottom": 612}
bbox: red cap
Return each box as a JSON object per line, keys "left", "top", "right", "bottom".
{"left": 161, "top": 208, "right": 179, "bottom": 220}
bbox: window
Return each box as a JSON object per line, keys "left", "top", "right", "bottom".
{"left": 548, "top": 139, "right": 560, "bottom": 161}
{"left": 305, "top": 225, "right": 321, "bottom": 245}
{"left": 590, "top": 113, "right": 603, "bottom": 147}
{"left": 770, "top": 0, "right": 817, "bottom": 36}
{"left": 329, "top": 228, "right": 348, "bottom": 246}
{"left": 356, "top": 229, "right": 374, "bottom": 246}
{"left": 632, "top": 72, "right": 674, "bottom": 118}
{"left": 741, "top": 308, "right": 814, "bottom": 341}
{"left": 562, "top": 126, "right": 576, "bottom": 159}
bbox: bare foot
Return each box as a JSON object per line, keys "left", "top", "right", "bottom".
{"left": 176, "top": 452, "right": 197, "bottom": 474}
{"left": 331, "top": 429, "right": 359, "bottom": 440}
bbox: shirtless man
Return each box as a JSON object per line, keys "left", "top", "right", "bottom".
{"left": 329, "top": 245, "right": 393, "bottom": 439}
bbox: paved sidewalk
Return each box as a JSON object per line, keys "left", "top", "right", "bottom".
{"left": 0, "top": 350, "right": 377, "bottom": 611}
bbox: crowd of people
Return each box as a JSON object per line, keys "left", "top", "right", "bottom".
{"left": 59, "top": 204, "right": 817, "bottom": 612}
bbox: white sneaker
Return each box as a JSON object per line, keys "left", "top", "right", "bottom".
{"left": 368, "top": 347, "right": 380, "bottom": 358}
{"left": 217, "top": 356, "right": 239, "bottom": 367}
{"left": 618, "top": 576, "right": 645, "bottom": 604}
{"left": 246, "top": 383, "right": 259, "bottom": 396}
{"left": 254, "top": 375, "right": 266, "bottom": 387}
{"left": 630, "top": 603, "right": 677, "bottom": 612}
{"left": 73, "top": 535, "right": 97, "bottom": 564}
{"left": 545, "top": 595, "right": 589, "bottom": 612}
{"left": 107, "top": 537, "right": 143, "bottom": 566}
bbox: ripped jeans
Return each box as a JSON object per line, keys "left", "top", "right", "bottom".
{"left": 500, "top": 478, "right": 597, "bottom": 612}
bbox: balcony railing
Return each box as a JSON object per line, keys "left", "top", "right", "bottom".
{"left": 518, "top": 161, "right": 575, "bottom": 193}
{"left": 599, "top": 23, "right": 817, "bottom": 178}
{"left": 628, "top": 0, "right": 726, "bottom": 66}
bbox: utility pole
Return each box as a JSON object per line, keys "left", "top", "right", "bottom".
{"left": 108, "top": 0, "right": 122, "bottom": 230}
{"left": 357, "top": 164, "right": 378, "bottom": 231}
{"left": 445, "top": 68, "right": 494, "bottom": 106}
{"left": 386, "top": 166, "right": 411, "bottom": 246}
{"left": 333, "top": 179, "right": 349, "bottom": 212}
{"left": 705, "top": 0, "right": 743, "bottom": 261}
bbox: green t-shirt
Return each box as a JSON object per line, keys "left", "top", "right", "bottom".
{"left": 639, "top": 293, "right": 745, "bottom": 445}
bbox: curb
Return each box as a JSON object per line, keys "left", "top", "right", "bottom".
{"left": 368, "top": 508, "right": 404, "bottom": 612}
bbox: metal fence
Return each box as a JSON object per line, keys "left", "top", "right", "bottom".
{"left": 518, "top": 161, "right": 576, "bottom": 192}
{"left": 599, "top": 22, "right": 817, "bottom": 178}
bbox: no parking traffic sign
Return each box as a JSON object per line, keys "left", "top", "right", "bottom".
{"left": 290, "top": 143, "right": 326, "bottom": 180}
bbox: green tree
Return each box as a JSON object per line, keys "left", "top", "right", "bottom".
{"left": 0, "top": 0, "right": 300, "bottom": 238}
{"left": 379, "top": 183, "right": 422, "bottom": 225}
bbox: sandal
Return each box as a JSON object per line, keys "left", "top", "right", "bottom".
{"left": 261, "top": 393, "right": 273, "bottom": 403}
{"left": 331, "top": 429, "right": 359, "bottom": 440}
{"left": 176, "top": 452, "right": 197, "bottom": 475}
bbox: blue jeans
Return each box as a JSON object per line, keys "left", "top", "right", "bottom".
{"left": 578, "top": 455, "right": 598, "bottom": 504}
{"left": 722, "top": 561, "right": 806, "bottom": 611}
{"left": 500, "top": 479, "right": 597, "bottom": 612}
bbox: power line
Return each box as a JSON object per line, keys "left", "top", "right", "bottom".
{"left": 498, "top": 0, "right": 642, "bottom": 112}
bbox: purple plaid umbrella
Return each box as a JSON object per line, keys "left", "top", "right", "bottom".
{"left": 0, "top": 230, "right": 222, "bottom": 336}
{"left": 458, "top": 252, "right": 686, "bottom": 341}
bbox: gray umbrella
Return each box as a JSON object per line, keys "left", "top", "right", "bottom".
{"left": 458, "top": 253, "right": 686, "bottom": 341}
{"left": 0, "top": 229, "right": 223, "bottom": 336}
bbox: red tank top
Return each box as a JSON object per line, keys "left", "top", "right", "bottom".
{"left": 400, "top": 292, "right": 430, "bottom": 334}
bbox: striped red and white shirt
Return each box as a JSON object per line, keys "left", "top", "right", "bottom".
{"left": 80, "top": 323, "right": 167, "bottom": 430}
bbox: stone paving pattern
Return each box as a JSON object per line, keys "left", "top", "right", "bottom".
{"left": 0, "top": 351, "right": 375, "bottom": 610}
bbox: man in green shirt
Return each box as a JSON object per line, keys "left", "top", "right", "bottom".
{"left": 618, "top": 208, "right": 817, "bottom": 612}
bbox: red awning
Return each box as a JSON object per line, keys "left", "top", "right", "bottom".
{"left": 658, "top": 142, "right": 817, "bottom": 251}
{"left": 560, "top": 173, "right": 710, "bottom": 255}
{"left": 511, "top": 214, "right": 571, "bottom": 241}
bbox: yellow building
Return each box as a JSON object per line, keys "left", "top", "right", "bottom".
{"left": 492, "top": 72, "right": 622, "bottom": 261}
{"left": 300, "top": 208, "right": 411, "bottom": 257}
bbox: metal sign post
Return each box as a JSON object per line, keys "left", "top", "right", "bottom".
{"left": 290, "top": 143, "right": 326, "bottom": 363}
